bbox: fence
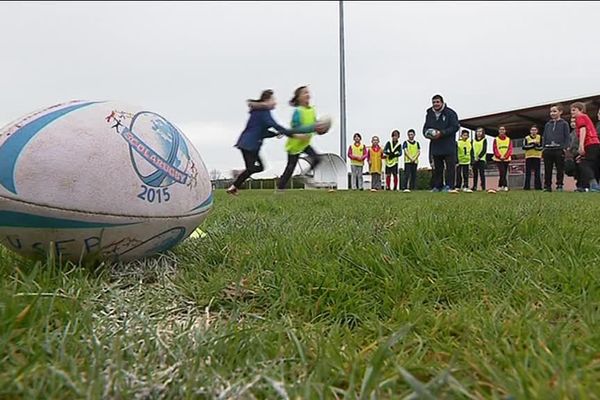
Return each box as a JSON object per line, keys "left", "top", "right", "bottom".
{"left": 213, "top": 165, "right": 571, "bottom": 191}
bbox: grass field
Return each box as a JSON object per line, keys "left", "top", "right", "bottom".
{"left": 1, "top": 190, "right": 599, "bottom": 399}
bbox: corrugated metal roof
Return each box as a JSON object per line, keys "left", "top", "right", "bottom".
{"left": 460, "top": 93, "right": 600, "bottom": 138}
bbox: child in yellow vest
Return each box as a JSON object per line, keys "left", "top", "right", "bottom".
{"left": 455, "top": 129, "right": 473, "bottom": 192}
{"left": 383, "top": 130, "right": 402, "bottom": 191}
{"left": 277, "top": 86, "right": 322, "bottom": 191}
{"left": 402, "top": 129, "right": 420, "bottom": 192}
{"left": 471, "top": 127, "right": 487, "bottom": 191}
{"left": 492, "top": 126, "right": 513, "bottom": 191}
{"left": 522, "top": 124, "right": 543, "bottom": 190}
{"left": 348, "top": 132, "right": 367, "bottom": 190}
{"left": 367, "top": 136, "right": 383, "bottom": 191}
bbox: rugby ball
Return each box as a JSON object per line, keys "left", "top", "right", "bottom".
{"left": 424, "top": 128, "right": 438, "bottom": 139}
{"left": 0, "top": 100, "right": 213, "bottom": 263}
{"left": 315, "top": 116, "right": 332, "bottom": 135}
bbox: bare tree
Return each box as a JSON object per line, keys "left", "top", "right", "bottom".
{"left": 209, "top": 168, "right": 222, "bottom": 181}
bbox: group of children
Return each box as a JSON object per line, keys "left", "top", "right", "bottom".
{"left": 477, "top": 102, "right": 599, "bottom": 193}
{"left": 347, "top": 102, "right": 600, "bottom": 193}
{"left": 228, "top": 89, "right": 600, "bottom": 195}
{"left": 347, "top": 129, "right": 421, "bottom": 192}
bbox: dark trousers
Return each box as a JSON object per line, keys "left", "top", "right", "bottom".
{"left": 542, "top": 149, "right": 565, "bottom": 189}
{"left": 524, "top": 158, "right": 542, "bottom": 190}
{"left": 432, "top": 154, "right": 456, "bottom": 190}
{"left": 580, "top": 144, "right": 600, "bottom": 188}
{"left": 575, "top": 164, "right": 582, "bottom": 188}
{"left": 472, "top": 161, "right": 486, "bottom": 190}
{"left": 455, "top": 164, "right": 470, "bottom": 189}
{"left": 403, "top": 163, "right": 417, "bottom": 190}
{"left": 497, "top": 161, "right": 509, "bottom": 187}
{"left": 278, "top": 145, "right": 321, "bottom": 189}
{"left": 371, "top": 173, "right": 382, "bottom": 190}
{"left": 232, "top": 149, "right": 264, "bottom": 189}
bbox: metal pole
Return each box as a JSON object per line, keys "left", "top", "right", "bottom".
{"left": 339, "top": 0, "right": 347, "bottom": 159}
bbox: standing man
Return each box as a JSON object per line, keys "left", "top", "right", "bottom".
{"left": 542, "top": 104, "right": 570, "bottom": 192}
{"left": 423, "top": 94, "right": 460, "bottom": 193}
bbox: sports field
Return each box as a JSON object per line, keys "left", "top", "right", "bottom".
{"left": 1, "top": 190, "right": 599, "bottom": 399}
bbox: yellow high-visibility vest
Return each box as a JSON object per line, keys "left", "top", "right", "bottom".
{"left": 285, "top": 106, "right": 316, "bottom": 155}
{"left": 368, "top": 146, "right": 383, "bottom": 173}
{"left": 457, "top": 139, "right": 472, "bottom": 165}
{"left": 493, "top": 136, "right": 511, "bottom": 161}
{"left": 524, "top": 134, "right": 542, "bottom": 158}
{"left": 385, "top": 141, "right": 402, "bottom": 167}
{"left": 403, "top": 141, "right": 420, "bottom": 163}
{"left": 350, "top": 143, "right": 365, "bottom": 166}
{"left": 473, "top": 138, "right": 487, "bottom": 162}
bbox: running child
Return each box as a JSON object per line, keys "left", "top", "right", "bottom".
{"left": 277, "top": 86, "right": 323, "bottom": 191}
{"left": 228, "top": 89, "right": 319, "bottom": 195}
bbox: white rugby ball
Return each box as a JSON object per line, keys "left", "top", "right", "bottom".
{"left": 0, "top": 100, "right": 213, "bottom": 263}
{"left": 315, "top": 116, "right": 332, "bottom": 135}
{"left": 424, "top": 128, "right": 438, "bottom": 139}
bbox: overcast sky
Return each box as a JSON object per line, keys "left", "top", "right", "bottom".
{"left": 2, "top": 1, "right": 599, "bottom": 178}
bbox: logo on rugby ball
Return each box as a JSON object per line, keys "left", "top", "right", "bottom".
{"left": 106, "top": 110, "right": 199, "bottom": 189}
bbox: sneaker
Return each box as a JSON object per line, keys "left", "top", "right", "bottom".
{"left": 226, "top": 185, "right": 239, "bottom": 196}
{"left": 575, "top": 187, "right": 589, "bottom": 192}
{"left": 403, "top": 189, "right": 411, "bottom": 193}
{"left": 503, "top": 187, "right": 509, "bottom": 192}
{"left": 448, "top": 189, "right": 459, "bottom": 194}
{"left": 471, "top": 187, "right": 477, "bottom": 192}
{"left": 370, "top": 188, "right": 377, "bottom": 192}
{"left": 463, "top": 188, "right": 473, "bottom": 193}
{"left": 543, "top": 188, "right": 552, "bottom": 192}
{"left": 487, "top": 189, "right": 497, "bottom": 194}
{"left": 556, "top": 186, "right": 564, "bottom": 192}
